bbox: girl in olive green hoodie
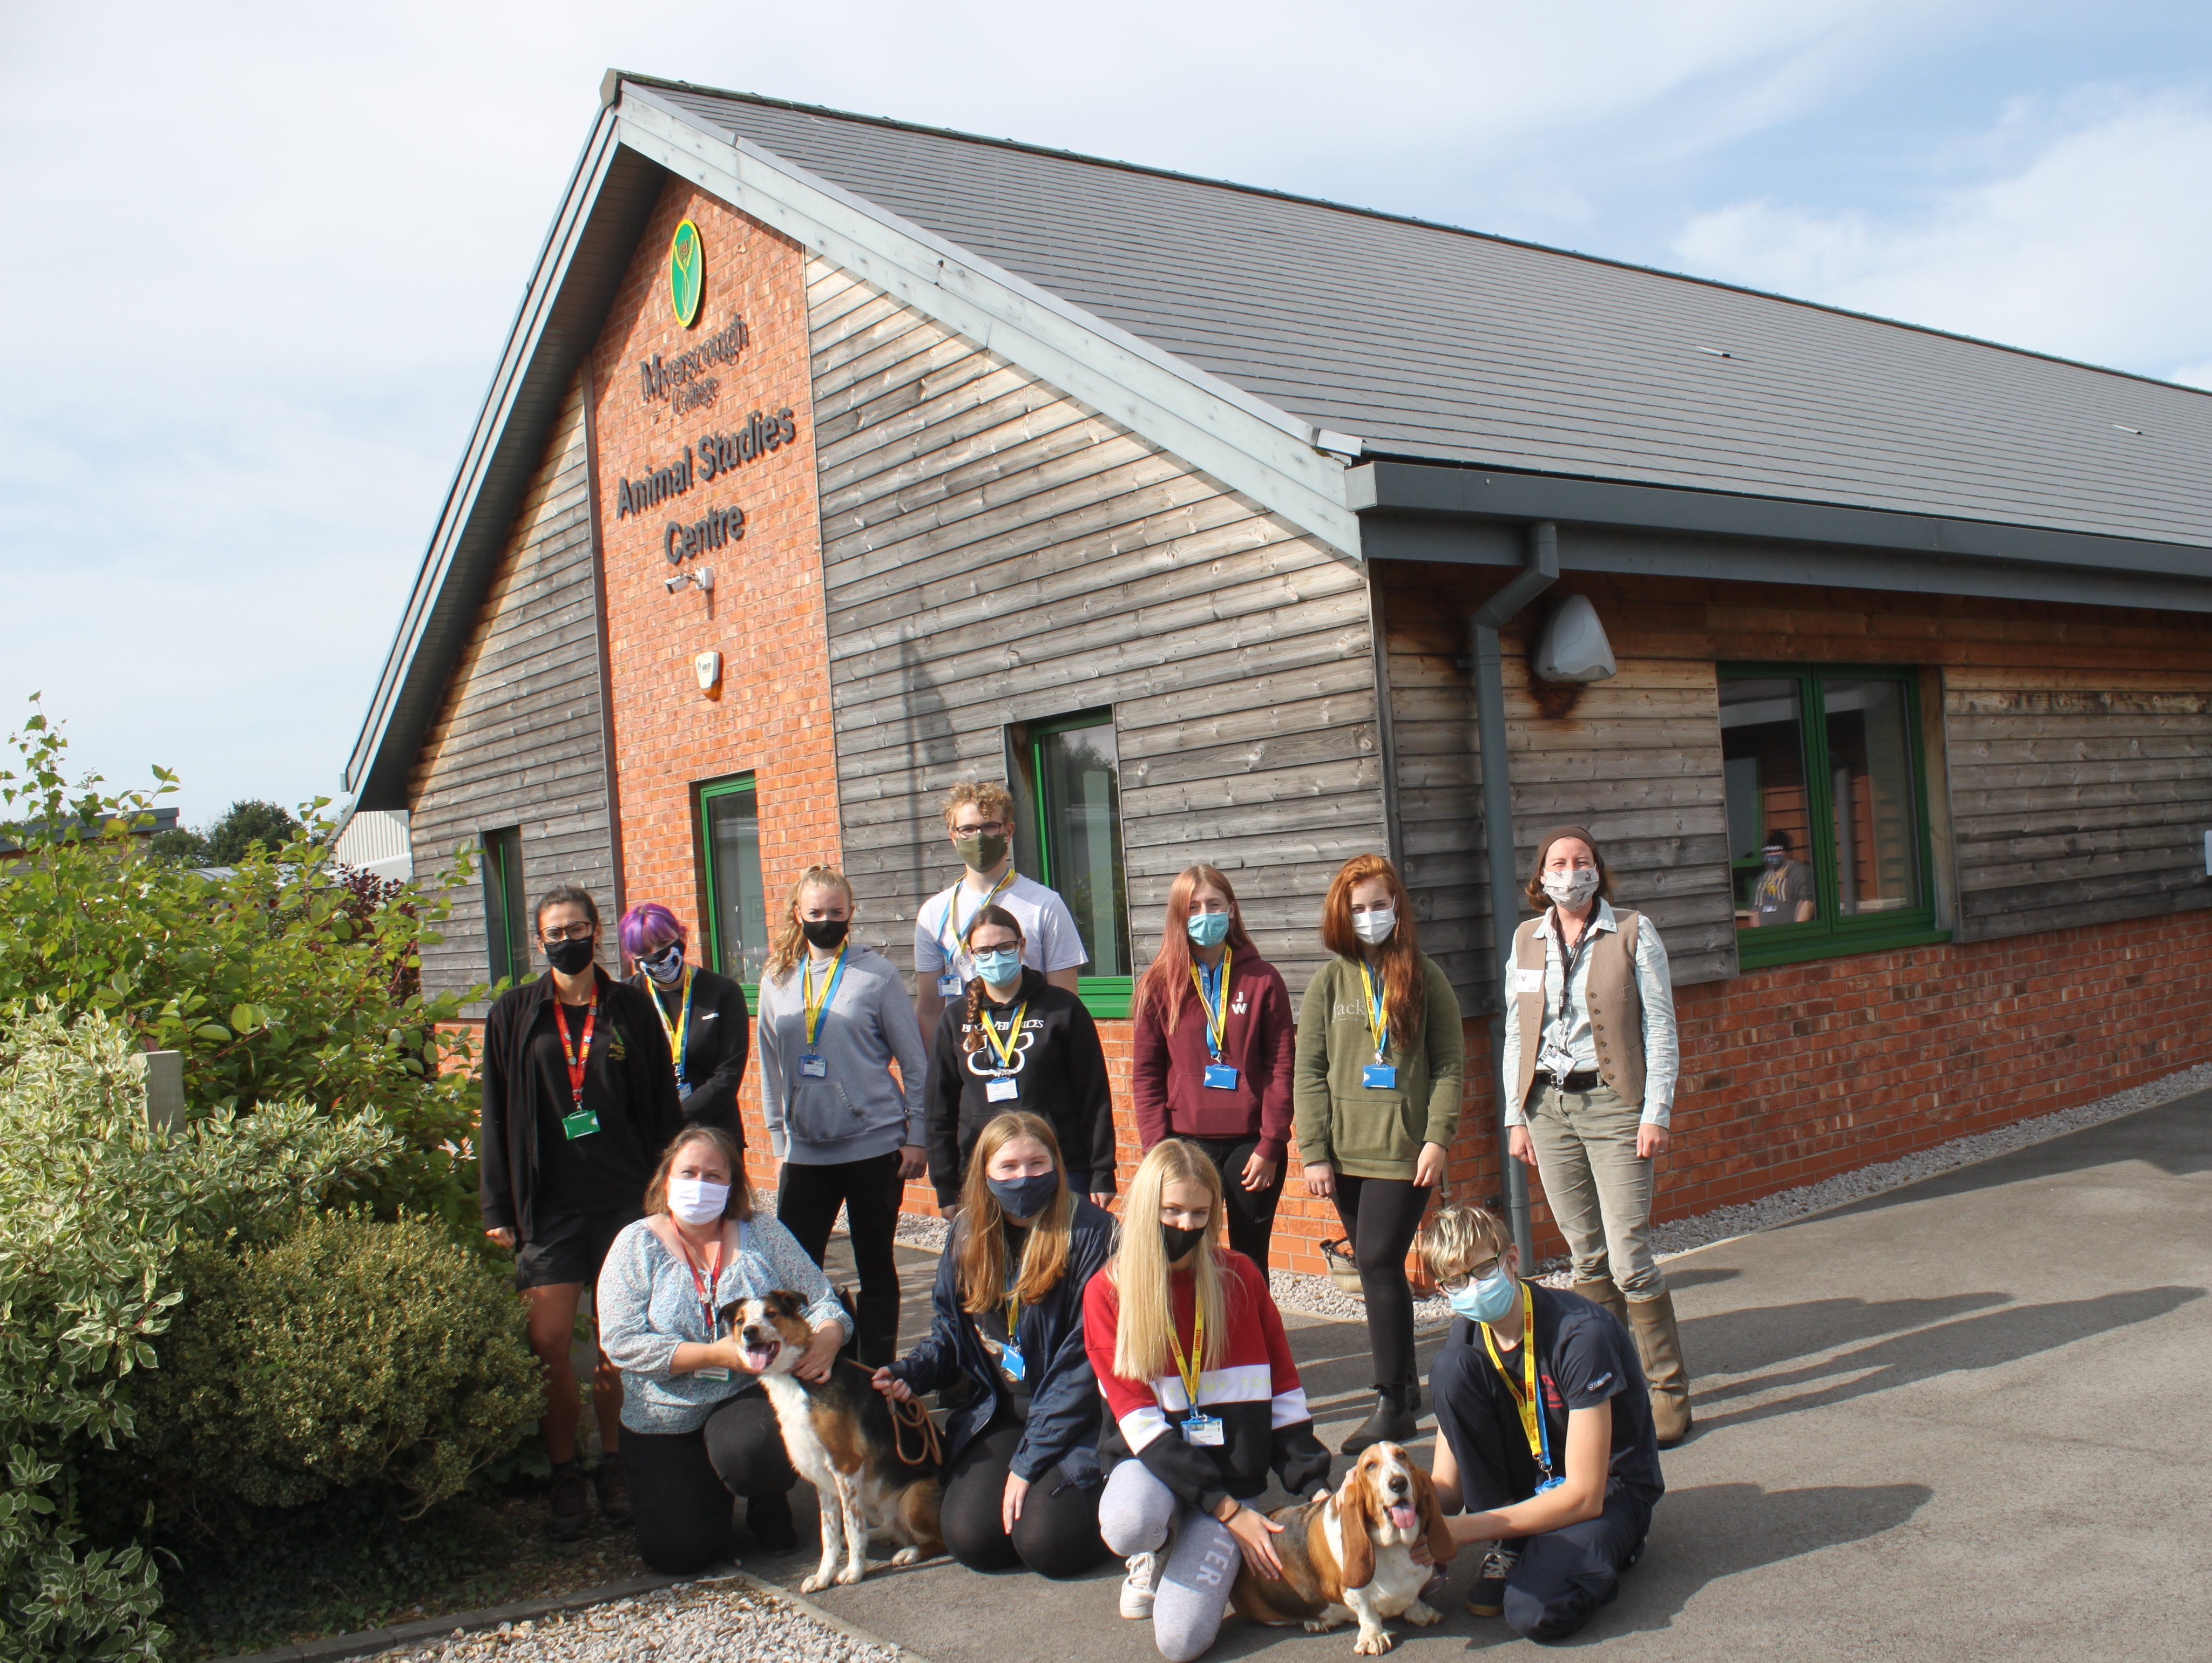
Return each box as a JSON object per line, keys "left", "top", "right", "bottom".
{"left": 1294, "top": 853, "right": 1464, "bottom": 1454}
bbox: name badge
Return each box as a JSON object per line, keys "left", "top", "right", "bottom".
{"left": 1203, "top": 1063, "right": 1239, "bottom": 1090}
{"left": 1361, "top": 1063, "right": 1398, "bottom": 1090}
{"left": 936, "top": 974, "right": 963, "bottom": 996}
{"left": 1532, "top": 1475, "right": 1564, "bottom": 1495}
{"left": 1180, "top": 1413, "right": 1225, "bottom": 1446}
{"left": 986, "top": 1076, "right": 1019, "bottom": 1102}
{"left": 561, "top": 1107, "right": 601, "bottom": 1139}
{"left": 799, "top": 1053, "right": 827, "bottom": 1078}
{"left": 1000, "top": 1346, "right": 1026, "bottom": 1382}
{"left": 695, "top": 1366, "right": 731, "bottom": 1382}
{"left": 1510, "top": 967, "right": 1546, "bottom": 995}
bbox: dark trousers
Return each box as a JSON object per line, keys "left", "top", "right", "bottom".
{"left": 619, "top": 1390, "right": 797, "bottom": 1575}
{"left": 1332, "top": 1172, "right": 1431, "bottom": 1390}
{"left": 938, "top": 1413, "right": 1108, "bottom": 1579}
{"left": 1186, "top": 1136, "right": 1286, "bottom": 1273}
{"left": 779, "top": 1150, "right": 904, "bottom": 1366}
{"left": 1429, "top": 1343, "right": 1653, "bottom": 1643}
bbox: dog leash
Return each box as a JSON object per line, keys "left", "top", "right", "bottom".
{"left": 836, "top": 1356, "right": 944, "bottom": 1469}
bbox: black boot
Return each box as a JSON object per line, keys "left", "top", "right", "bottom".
{"left": 745, "top": 1489, "right": 799, "bottom": 1555}
{"left": 1341, "top": 1384, "right": 1418, "bottom": 1456}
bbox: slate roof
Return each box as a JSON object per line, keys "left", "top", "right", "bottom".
{"left": 651, "top": 80, "right": 2212, "bottom": 552}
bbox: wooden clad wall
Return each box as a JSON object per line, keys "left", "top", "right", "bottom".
{"left": 407, "top": 375, "right": 618, "bottom": 1009}
{"left": 803, "top": 259, "right": 1383, "bottom": 987}
{"left": 1945, "top": 670, "right": 2212, "bottom": 939}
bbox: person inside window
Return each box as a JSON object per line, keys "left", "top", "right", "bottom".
{"left": 1416, "top": 1202, "right": 1663, "bottom": 1644}
{"left": 873, "top": 1112, "right": 1114, "bottom": 1578}
{"left": 620, "top": 902, "right": 751, "bottom": 1141}
{"left": 1748, "top": 830, "right": 1817, "bottom": 926}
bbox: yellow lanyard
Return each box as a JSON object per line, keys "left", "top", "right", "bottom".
{"left": 802, "top": 945, "right": 848, "bottom": 1048}
{"left": 1188, "top": 948, "right": 1232, "bottom": 1060}
{"left": 942, "top": 868, "right": 1016, "bottom": 961}
{"left": 978, "top": 1000, "right": 1028, "bottom": 1072}
{"left": 652, "top": 965, "right": 694, "bottom": 1084}
{"left": 1163, "top": 1295, "right": 1206, "bottom": 1409}
{"left": 1358, "top": 959, "right": 1390, "bottom": 1061}
{"left": 1481, "top": 1286, "right": 1553, "bottom": 1477}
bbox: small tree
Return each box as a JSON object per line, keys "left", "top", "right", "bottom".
{"left": 203, "top": 800, "right": 306, "bottom": 867}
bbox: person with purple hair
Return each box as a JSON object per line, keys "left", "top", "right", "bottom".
{"left": 621, "top": 902, "right": 751, "bottom": 1149}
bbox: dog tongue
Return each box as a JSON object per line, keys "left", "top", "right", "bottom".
{"left": 1388, "top": 1502, "right": 1419, "bottom": 1532}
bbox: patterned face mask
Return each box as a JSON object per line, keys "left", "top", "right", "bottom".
{"left": 640, "top": 942, "right": 685, "bottom": 984}
{"left": 1541, "top": 868, "right": 1600, "bottom": 909}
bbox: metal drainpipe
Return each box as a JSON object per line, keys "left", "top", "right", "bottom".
{"left": 1472, "top": 521, "right": 1558, "bottom": 1267}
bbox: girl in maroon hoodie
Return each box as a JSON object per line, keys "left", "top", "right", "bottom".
{"left": 1131, "top": 865, "right": 1297, "bottom": 1272}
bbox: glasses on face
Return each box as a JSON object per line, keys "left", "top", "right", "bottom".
{"left": 1447, "top": 1254, "right": 1505, "bottom": 1292}
{"left": 953, "top": 821, "right": 1009, "bottom": 838}
{"left": 540, "top": 923, "right": 596, "bottom": 944}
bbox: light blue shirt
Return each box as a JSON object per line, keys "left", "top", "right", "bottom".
{"left": 1500, "top": 900, "right": 1679, "bottom": 1129}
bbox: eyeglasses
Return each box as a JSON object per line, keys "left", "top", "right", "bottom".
{"left": 540, "top": 923, "right": 596, "bottom": 943}
{"left": 1447, "top": 1255, "right": 1504, "bottom": 1291}
{"left": 952, "top": 821, "right": 1009, "bottom": 838}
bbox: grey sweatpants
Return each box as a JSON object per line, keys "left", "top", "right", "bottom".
{"left": 1099, "top": 1460, "right": 1241, "bottom": 1663}
{"left": 1526, "top": 1081, "right": 1666, "bottom": 1298}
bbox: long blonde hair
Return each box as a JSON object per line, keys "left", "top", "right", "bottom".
{"left": 765, "top": 865, "right": 856, "bottom": 980}
{"left": 1111, "top": 1139, "right": 1230, "bottom": 1382}
{"left": 955, "top": 1112, "right": 1074, "bottom": 1313}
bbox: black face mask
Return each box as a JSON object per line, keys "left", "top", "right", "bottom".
{"left": 545, "top": 936, "right": 596, "bottom": 975}
{"left": 802, "top": 918, "right": 850, "bottom": 949}
{"left": 986, "top": 1171, "right": 1059, "bottom": 1220}
{"left": 1161, "top": 1221, "right": 1208, "bottom": 1262}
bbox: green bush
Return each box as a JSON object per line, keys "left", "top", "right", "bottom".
{"left": 131, "top": 1214, "right": 540, "bottom": 1521}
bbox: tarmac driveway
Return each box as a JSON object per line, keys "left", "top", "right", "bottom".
{"left": 772, "top": 1090, "right": 2211, "bottom": 1662}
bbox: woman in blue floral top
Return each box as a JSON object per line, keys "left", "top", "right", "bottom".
{"left": 598, "top": 1124, "right": 849, "bottom": 1570}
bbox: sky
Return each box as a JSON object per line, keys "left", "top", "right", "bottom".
{"left": 1, "top": 1, "right": 2208, "bottom": 826}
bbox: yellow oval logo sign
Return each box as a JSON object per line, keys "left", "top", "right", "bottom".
{"left": 668, "top": 219, "right": 703, "bottom": 329}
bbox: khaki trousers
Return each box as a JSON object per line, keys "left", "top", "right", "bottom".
{"left": 1525, "top": 1082, "right": 1665, "bottom": 1299}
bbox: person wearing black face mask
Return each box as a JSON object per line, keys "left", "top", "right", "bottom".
{"left": 874, "top": 1112, "right": 1114, "bottom": 1579}
{"left": 479, "top": 885, "right": 685, "bottom": 1542}
{"left": 756, "top": 865, "right": 928, "bottom": 1367}
{"left": 620, "top": 903, "right": 751, "bottom": 1145}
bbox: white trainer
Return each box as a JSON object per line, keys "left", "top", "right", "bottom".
{"left": 1119, "top": 1551, "right": 1160, "bottom": 1619}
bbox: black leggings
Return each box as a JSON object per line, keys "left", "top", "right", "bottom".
{"left": 619, "top": 1391, "right": 796, "bottom": 1574}
{"left": 1332, "top": 1173, "right": 1431, "bottom": 1391}
{"left": 939, "top": 1414, "right": 1108, "bottom": 1579}
{"left": 1186, "top": 1136, "right": 1286, "bottom": 1274}
{"left": 779, "top": 1151, "right": 904, "bottom": 1366}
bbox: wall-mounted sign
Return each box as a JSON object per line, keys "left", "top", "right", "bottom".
{"left": 698, "top": 409, "right": 800, "bottom": 479}
{"left": 615, "top": 449, "right": 695, "bottom": 519}
{"left": 669, "top": 219, "right": 704, "bottom": 328}
{"left": 639, "top": 314, "right": 748, "bottom": 411}
{"left": 667, "top": 504, "right": 744, "bottom": 566}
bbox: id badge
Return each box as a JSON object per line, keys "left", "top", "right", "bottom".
{"left": 1533, "top": 1475, "right": 1564, "bottom": 1495}
{"left": 1361, "top": 1063, "right": 1397, "bottom": 1090}
{"left": 1180, "top": 1413, "right": 1225, "bottom": 1447}
{"left": 936, "top": 973, "right": 962, "bottom": 996}
{"left": 561, "top": 1107, "right": 601, "bottom": 1139}
{"left": 1000, "top": 1346, "right": 1026, "bottom": 1382}
{"left": 986, "top": 1076, "right": 1019, "bottom": 1102}
{"left": 799, "top": 1053, "right": 828, "bottom": 1078}
{"left": 1203, "top": 1063, "right": 1239, "bottom": 1090}
{"left": 695, "top": 1366, "right": 731, "bottom": 1382}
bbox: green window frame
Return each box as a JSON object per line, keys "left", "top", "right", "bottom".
{"left": 480, "top": 826, "right": 529, "bottom": 990}
{"left": 1720, "top": 664, "right": 1948, "bottom": 969}
{"left": 696, "top": 774, "right": 770, "bottom": 993}
{"left": 1012, "top": 709, "right": 1133, "bottom": 1019}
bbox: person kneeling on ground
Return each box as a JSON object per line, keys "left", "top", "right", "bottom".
{"left": 1087, "top": 1139, "right": 1332, "bottom": 1663}
{"left": 597, "top": 1125, "right": 851, "bottom": 1573}
{"left": 1416, "top": 1202, "right": 1665, "bottom": 1644}
{"left": 872, "top": 1111, "right": 1114, "bottom": 1578}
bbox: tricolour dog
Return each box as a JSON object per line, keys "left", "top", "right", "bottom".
{"left": 729, "top": 1290, "right": 945, "bottom": 1592}
{"left": 1229, "top": 1441, "right": 1457, "bottom": 1655}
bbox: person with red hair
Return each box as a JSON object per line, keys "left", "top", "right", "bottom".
{"left": 1293, "top": 853, "right": 1465, "bottom": 1454}
{"left": 1129, "top": 865, "right": 1297, "bottom": 1273}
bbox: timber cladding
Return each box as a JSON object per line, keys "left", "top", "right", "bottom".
{"left": 407, "top": 375, "right": 617, "bottom": 1013}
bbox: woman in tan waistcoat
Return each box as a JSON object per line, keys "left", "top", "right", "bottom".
{"left": 1500, "top": 825, "right": 1692, "bottom": 1444}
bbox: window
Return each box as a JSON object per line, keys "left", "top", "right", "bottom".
{"left": 698, "top": 775, "right": 769, "bottom": 986}
{"left": 1720, "top": 666, "right": 1944, "bottom": 967}
{"left": 481, "top": 826, "right": 530, "bottom": 989}
{"left": 1012, "top": 710, "right": 1132, "bottom": 1016}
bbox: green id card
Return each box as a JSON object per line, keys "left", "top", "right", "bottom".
{"left": 561, "top": 1107, "right": 601, "bottom": 1139}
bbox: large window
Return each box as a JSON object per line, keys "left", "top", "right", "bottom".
{"left": 1013, "top": 710, "right": 1132, "bottom": 1016}
{"left": 481, "top": 826, "right": 530, "bottom": 989}
{"left": 1720, "top": 666, "right": 1943, "bottom": 967}
{"left": 698, "top": 775, "right": 769, "bottom": 986}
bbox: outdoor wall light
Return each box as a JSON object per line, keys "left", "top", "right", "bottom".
{"left": 1532, "top": 593, "right": 1618, "bottom": 683}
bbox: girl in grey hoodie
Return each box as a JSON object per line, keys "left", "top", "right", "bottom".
{"left": 757, "top": 864, "right": 928, "bottom": 1365}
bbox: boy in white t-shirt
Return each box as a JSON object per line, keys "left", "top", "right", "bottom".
{"left": 912, "top": 780, "right": 1086, "bottom": 1048}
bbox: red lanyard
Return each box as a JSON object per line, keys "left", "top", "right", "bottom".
{"left": 676, "top": 1233, "right": 723, "bottom": 1332}
{"left": 552, "top": 996, "right": 597, "bottom": 1106}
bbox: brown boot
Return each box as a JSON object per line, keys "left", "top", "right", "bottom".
{"left": 1627, "top": 1289, "right": 1693, "bottom": 1448}
{"left": 1573, "top": 1276, "right": 1630, "bottom": 1331}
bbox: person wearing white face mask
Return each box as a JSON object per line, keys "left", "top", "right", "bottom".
{"left": 597, "top": 1125, "right": 851, "bottom": 1570}
{"left": 1501, "top": 825, "right": 1690, "bottom": 1444}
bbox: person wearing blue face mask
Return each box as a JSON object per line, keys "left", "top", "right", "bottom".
{"left": 925, "top": 906, "right": 1117, "bottom": 1215}
{"left": 874, "top": 1112, "right": 1114, "bottom": 1579}
{"left": 1412, "top": 1203, "right": 1663, "bottom": 1644}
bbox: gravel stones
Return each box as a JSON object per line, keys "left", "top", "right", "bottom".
{"left": 373, "top": 1583, "right": 899, "bottom": 1663}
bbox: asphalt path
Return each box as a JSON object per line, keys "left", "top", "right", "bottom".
{"left": 768, "top": 1090, "right": 2211, "bottom": 1661}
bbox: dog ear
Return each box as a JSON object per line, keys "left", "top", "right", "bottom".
{"left": 1413, "top": 1464, "right": 1459, "bottom": 1565}
{"left": 767, "top": 1289, "right": 804, "bottom": 1320}
{"left": 1337, "top": 1465, "right": 1376, "bottom": 1591}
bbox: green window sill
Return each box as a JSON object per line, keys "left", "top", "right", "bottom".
{"left": 1735, "top": 922, "right": 1953, "bottom": 972}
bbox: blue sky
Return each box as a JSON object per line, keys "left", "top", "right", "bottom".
{"left": 1, "top": 1, "right": 2207, "bottom": 826}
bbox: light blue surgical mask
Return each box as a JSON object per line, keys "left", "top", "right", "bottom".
{"left": 1447, "top": 1261, "right": 1519, "bottom": 1326}
{"left": 972, "top": 948, "right": 1023, "bottom": 986}
{"left": 1186, "top": 910, "right": 1231, "bottom": 948}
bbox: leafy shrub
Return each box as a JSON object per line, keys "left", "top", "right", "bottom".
{"left": 130, "top": 1214, "right": 540, "bottom": 1521}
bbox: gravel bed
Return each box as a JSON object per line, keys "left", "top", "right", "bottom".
{"left": 373, "top": 1581, "right": 898, "bottom": 1663}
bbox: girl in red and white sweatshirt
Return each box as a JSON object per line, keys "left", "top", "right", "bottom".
{"left": 1087, "top": 1139, "right": 1331, "bottom": 1660}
